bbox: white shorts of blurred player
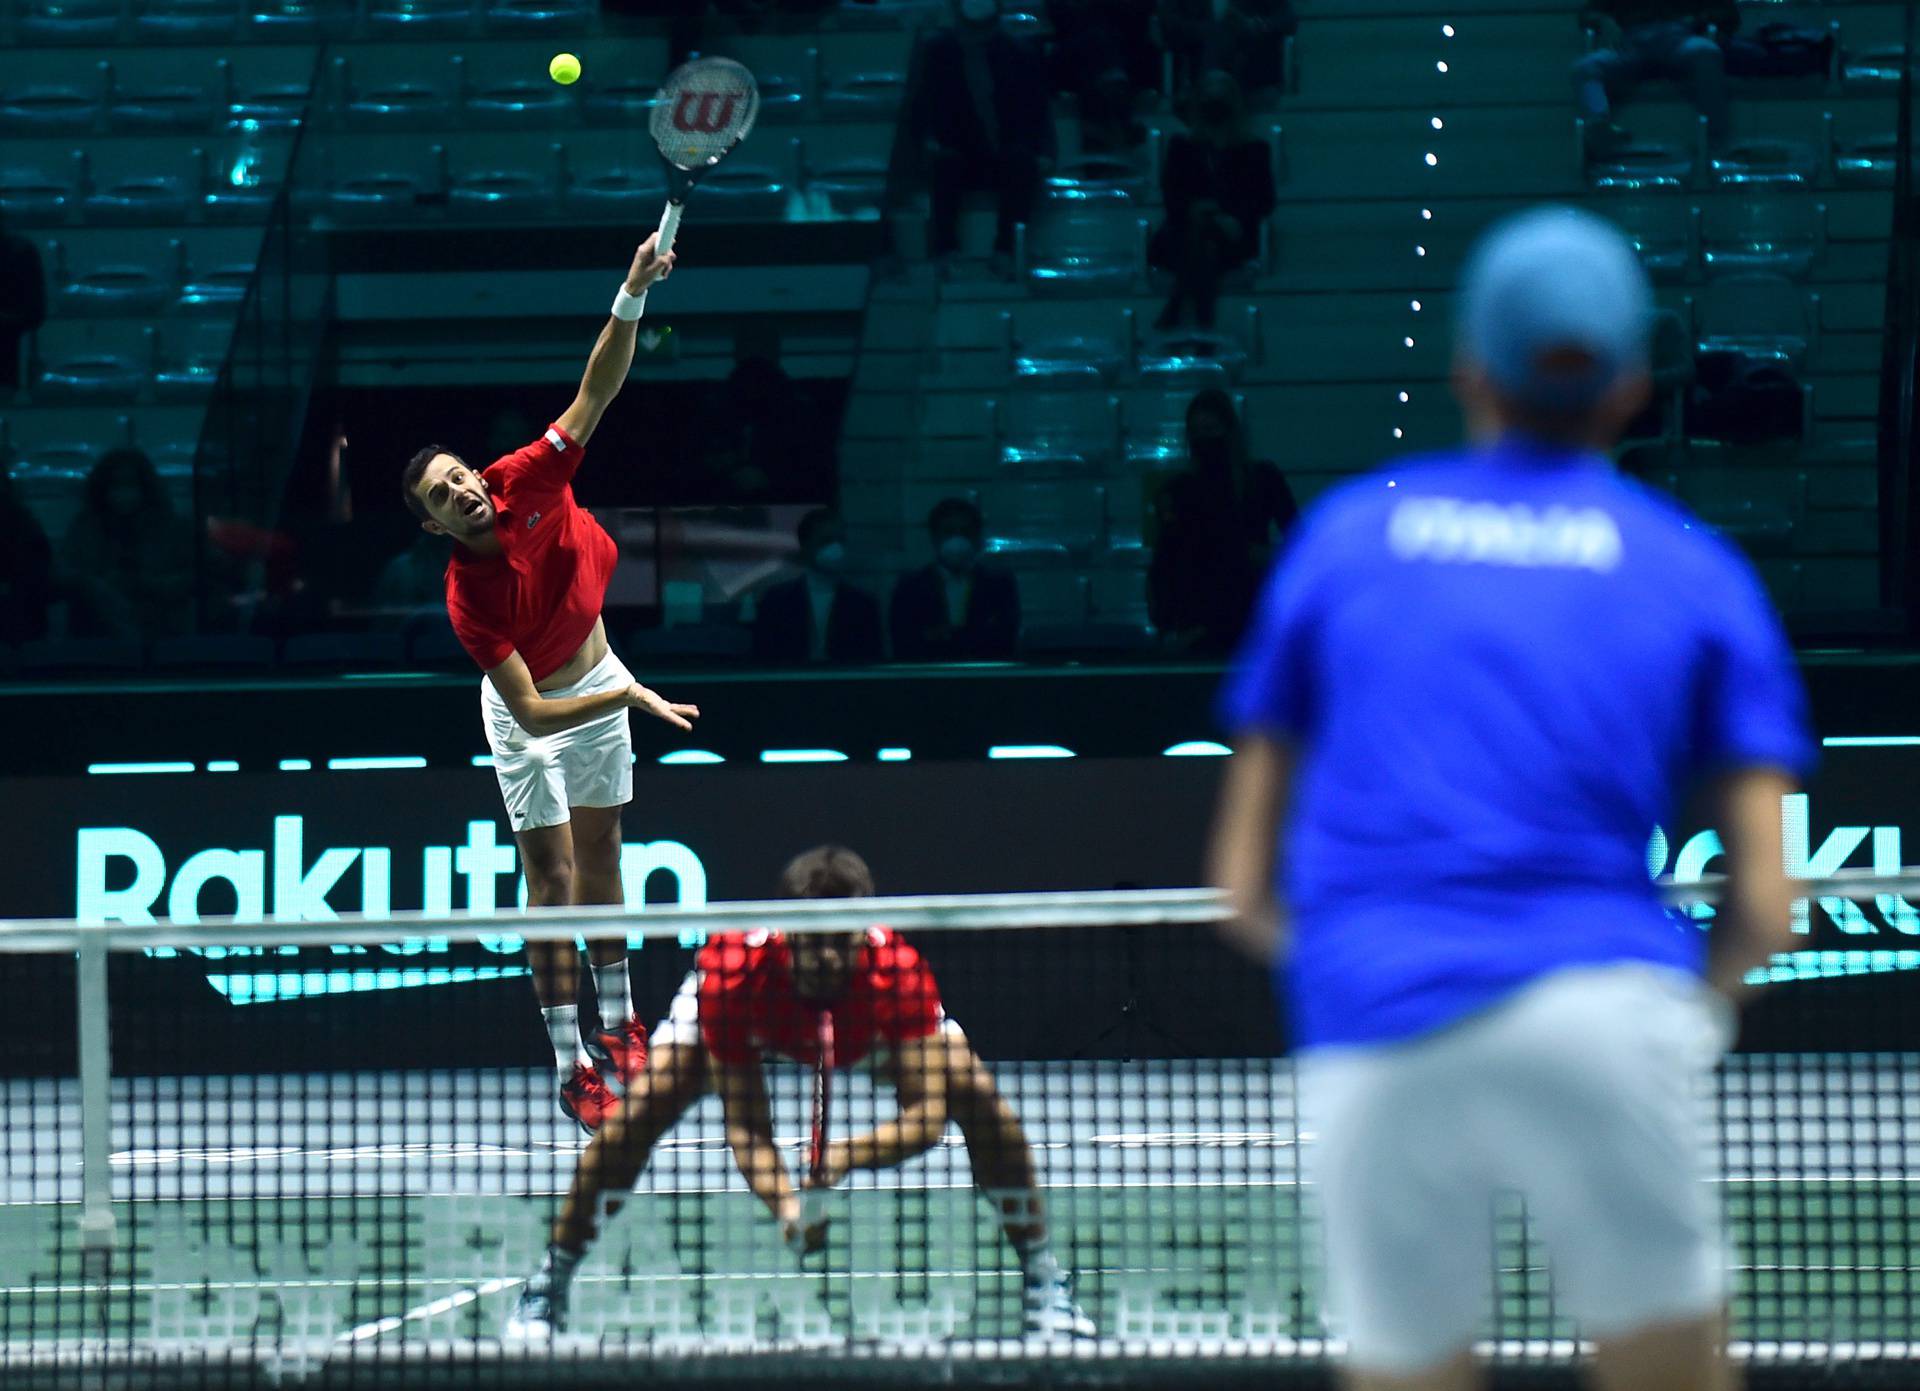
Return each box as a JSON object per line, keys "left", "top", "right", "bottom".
{"left": 650, "top": 969, "right": 963, "bottom": 1071}
{"left": 1300, "top": 961, "right": 1738, "bottom": 1376}
{"left": 480, "top": 649, "right": 636, "bottom": 833}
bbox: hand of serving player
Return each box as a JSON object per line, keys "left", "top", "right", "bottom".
{"left": 625, "top": 683, "right": 700, "bottom": 732}
{"left": 626, "top": 233, "right": 676, "bottom": 292}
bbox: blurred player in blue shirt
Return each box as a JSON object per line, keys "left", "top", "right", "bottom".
{"left": 1210, "top": 206, "right": 1812, "bottom": 1391}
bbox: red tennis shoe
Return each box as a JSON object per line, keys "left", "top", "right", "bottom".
{"left": 588, "top": 1018, "right": 649, "bottom": 1092}
{"left": 557, "top": 1063, "right": 617, "bottom": 1134}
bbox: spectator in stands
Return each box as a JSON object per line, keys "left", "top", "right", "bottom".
{"left": 1149, "top": 70, "right": 1276, "bottom": 330}
{"left": 1158, "top": 0, "right": 1297, "bottom": 101}
{"left": 890, "top": 497, "right": 1020, "bottom": 661}
{"left": 752, "top": 507, "right": 884, "bottom": 664}
{"left": 1148, "top": 388, "right": 1296, "bottom": 654}
{"left": 910, "top": 0, "right": 1056, "bottom": 278}
{"left": 61, "top": 447, "right": 195, "bottom": 641}
{"left": 0, "top": 212, "right": 47, "bottom": 399}
{"left": 1573, "top": 0, "right": 1738, "bottom": 158}
{"left": 1046, "top": 0, "right": 1155, "bottom": 153}
{"left": 0, "top": 466, "right": 54, "bottom": 646}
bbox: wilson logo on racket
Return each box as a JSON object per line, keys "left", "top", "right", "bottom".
{"left": 672, "top": 91, "right": 746, "bottom": 135}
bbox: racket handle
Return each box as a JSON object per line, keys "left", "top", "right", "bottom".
{"left": 654, "top": 201, "right": 684, "bottom": 259}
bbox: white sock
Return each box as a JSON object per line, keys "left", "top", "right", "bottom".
{"left": 591, "top": 959, "right": 634, "bottom": 1031}
{"left": 1014, "top": 1231, "right": 1061, "bottom": 1287}
{"left": 541, "top": 1005, "right": 591, "bottom": 1077}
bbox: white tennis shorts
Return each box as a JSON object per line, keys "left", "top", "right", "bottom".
{"left": 480, "top": 649, "right": 635, "bottom": 833}
{"left": 1300, "top": 961, "right": 1737, "bottom": 1375}
{"left": 650, "top": 970, "right": 960, "bottom": 1070}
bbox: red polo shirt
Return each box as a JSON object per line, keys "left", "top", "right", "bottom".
{"left": 697, "top": 926, "right": 943, "bottom": 1069}
{"left": 443, "top": 424, "right": 619, "bottom": 682}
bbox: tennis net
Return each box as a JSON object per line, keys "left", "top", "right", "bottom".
{"left": 0, "top": 889, "right": 1915, "bottom": 1389}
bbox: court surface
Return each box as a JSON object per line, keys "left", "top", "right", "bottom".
{"left": 3, "top": 1056, "right": 1916, "bottom": 1381}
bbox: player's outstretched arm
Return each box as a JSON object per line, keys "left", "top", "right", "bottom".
{"left": 713, "top": 1054, "right": 802, "bottom": 1227}
{"left": 486, "top": 650, "right": 699, "bottom": 738}
{"left": 1207, "top": 734, "right": 1294, "bottom": 963}
{"left": 826, "top": 1031, "right": 951, "bottom": 1178}
{"left": 553, "top": 235, "right": 676, "bottom": 448}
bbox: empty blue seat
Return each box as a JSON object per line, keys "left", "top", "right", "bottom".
{"left": 1710, "top": 137, "right": 1820, "bottom": 188}
{"left": 820, "top": 72, "right": 907, "bottom": 120}
{"left": 84, "top": 168, "right": 193, "bottom": 226}
{"left": 1024, "top": 206, "right": 1145, "bottom": 296}
{"left": 108, "top": 68, "right": 215, "bottom": 133}
{"left": 366, "top": 0, "right": 476, "bottom": 35}
{"left": 135, "top": 0, "right": 241, "bottom": 42}
{"left": 0, "top": 82, "right": 100, "bottom": 135}
{"left": 1701, "top": 195, "right": 1821, "bottom": 279}
{"left": 17, "top": 0, "right": 122, "bottom": 43}
{"left": 996, "top": 390, "right": 1119, "bottom": 475}
{"left": 484, "top": 0, "right": 595, "bottom": 31}
{"left": 983, "top": 484, "right": 1105, "bottom": 561}
{"left": 1695, "top": 273, "right": 1814, "bottom": 365}
{"left": 1600, "top": 192, "right": 1695, "bottom": 281}
{"left": 0, "top": 164, "right": 80, "bottom": 225}
{"left": 52, "top": 239, "right": 179, "bottom": 316}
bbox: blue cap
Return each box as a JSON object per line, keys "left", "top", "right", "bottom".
{"left": 1457, "top": 205, "right": 1652, "bottom": 414}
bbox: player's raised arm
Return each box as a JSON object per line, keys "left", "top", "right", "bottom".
{"left": 553, "top": 235, "right": 677, "bottom": 448}
{"left": 824, "top": 1030, "right": 952, "bottom": 1177}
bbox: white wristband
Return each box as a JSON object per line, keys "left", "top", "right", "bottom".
{"left": 611, "top": 286, "right": 647, "bottom": 322}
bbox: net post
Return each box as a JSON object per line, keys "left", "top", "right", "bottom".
{"left": 75, "top": 931, "right": 118, "bottom": 1268}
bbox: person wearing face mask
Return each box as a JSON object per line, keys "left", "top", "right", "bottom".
{"left": 1148, "top": 70, "right": 1276, "bottom": 331}
{"left": 752, "top": 507, "right": 884, "bottom": 665}
{"left": 60, "top": 447, "right": 195, "bottom": 640}
{"left": 889, "top": 497, "right": 1021, "bottom": 661}
{"left": 908, "top": 0, "right": 1056, "bottom": 277}
{"left": 1148, "top": 388, "right": 1296, "bottom": 654}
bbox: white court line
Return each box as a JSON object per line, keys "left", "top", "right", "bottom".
{"left": 339, "top": 1276, "right": 519, "bottom": 1344}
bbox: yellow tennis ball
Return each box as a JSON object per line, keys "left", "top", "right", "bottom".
{"left": 549, "top": 52, "right": 581, "bottom": 86}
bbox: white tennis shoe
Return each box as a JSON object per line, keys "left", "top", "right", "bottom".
{"left": 1023, "top": 1274, "right": 1097, "bottom": 1339}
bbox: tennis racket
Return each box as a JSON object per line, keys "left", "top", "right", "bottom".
{"left": 648, "top": 56, "right": 760, "bottom": 260}
{"left": 798, "top": 1010, "right": 835, "bottom": 1245}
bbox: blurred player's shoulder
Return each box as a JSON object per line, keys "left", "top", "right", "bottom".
{"left": 696, "top": 928, "right": 778, "bottom": 977}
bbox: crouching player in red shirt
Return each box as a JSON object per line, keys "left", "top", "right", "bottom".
{"left": 402, "top": 235, "right": 699, "bottom": 1134}
{"left": 504, "top": 845, "right": 1097, "bottom": 1341}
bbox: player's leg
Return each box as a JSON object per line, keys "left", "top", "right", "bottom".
{"left": 556, "top": 655, "right": 645, "bottom": 1089}
{"left": 1345, "top": 1357, "right": 1479, "bottom": 1391}
{"left": 515, "top": 819, "right": 617, "bottom": 1132}
{"left": 568, "top": 803, "right": 646, "bottom": 1088}
{"left": 938, "top": 1022, "right": 1095, "bottom": 1337}
{"left": 1591, "top": 1313, "right": 1736, "bottom": 1391}
{"left": 506, "top": 977, "right": 712, "bottom": 1338}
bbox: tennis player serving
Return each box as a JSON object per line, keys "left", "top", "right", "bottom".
{"left": 1210, "top": 207, "right": 1812, "bottom": 1391}
{"left": 402, "top": 234, "right": 697, "bottom": 1135}
{"left": 503, "top": 846, "right": 1096, "bottom": 1342}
